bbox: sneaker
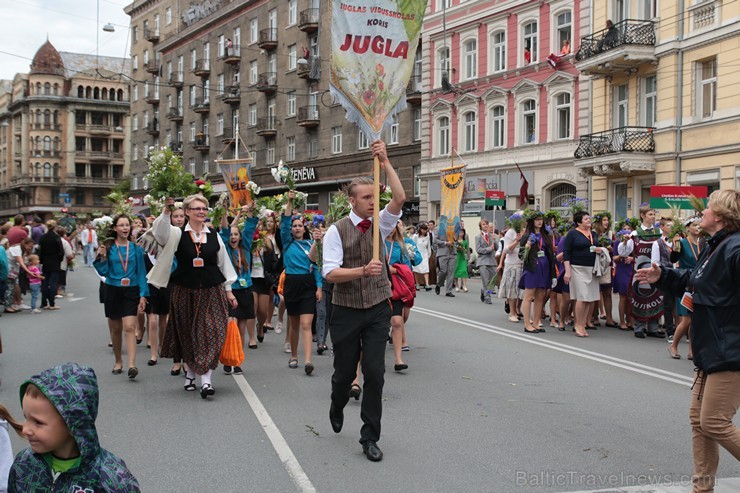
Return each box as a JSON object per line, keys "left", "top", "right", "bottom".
{"left": 233, "top": 366, "right": 243, "bottom": 375}
{"left": 275, "top": 322, "right": 283, "bottom": 334}
{"left": 223, "top": 365, "right": 233, "bottom": 374}
{"left": 31, "top": 309, "right": 42, "bottom": 314}
{"left": 55, "top": 294, "right": 63, "bottom": 299}
{"left": 284, "top": 342, "right": 291, "bottom": 353}
{"left": 667, "top": 335, "right": 674, "bottom": 344}
{"left": 18, "top": 304, "right": 31, "bottom": 310}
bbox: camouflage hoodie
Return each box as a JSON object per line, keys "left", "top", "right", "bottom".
{"left": 8, "top": 363, "right": 140, "bottom": 492}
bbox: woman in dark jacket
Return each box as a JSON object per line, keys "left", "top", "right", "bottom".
{"left": 637, "top": 189, "right": 740, "bottom": 492}
{"left": 518, "top": 211, "right": 556, "bottom": 334}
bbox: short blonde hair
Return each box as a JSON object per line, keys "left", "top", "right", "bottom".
{"left": 46, "top": 219, "right": 57, "bottom": 229}
{"left": 183, "top": 194, "right": 209, "bottom": 211}
{"left": 708, "top": 189, "right": 740, "bottom": 233}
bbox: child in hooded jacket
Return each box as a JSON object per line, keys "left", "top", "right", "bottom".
{"left": 7, "top": 362, "right": 140, "bottom": 492}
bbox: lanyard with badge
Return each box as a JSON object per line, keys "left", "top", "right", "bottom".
{"left": 190, "top": 231, "right": 205, "bottom": 268}
{"left": 536, "top": 235, "right": 546, "bottom": 258}
{"left": 117, "top": 241, "right": 131, "bottom": 286}
{"left": 231, "top": 248, "right": 248, "bottom": 287}
{"left": 578, "top": 229, "right": 595, "bottom": 253}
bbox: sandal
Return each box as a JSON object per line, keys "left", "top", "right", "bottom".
{"left": 288, "top": 358, "right": 298, "bottom": 369}
{"left": 183, "top": 376, "right": 196, "bottom": 391}
{"left": 605, "top": 322, "right": 619, "bottom": 328}
{"left": 667, "top": 346, "right": 681, "bottom": 360}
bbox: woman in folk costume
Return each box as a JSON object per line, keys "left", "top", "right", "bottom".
{"left": 629, "top": 206, "right": 665, "bottom": 338}
{"left": 412, "top": 222, "right": 432, "bottom": 290}
{"left": 218, "top": 204, "right": 259, "bottom": 375}
{"left": 518, "top": 210, "right": 556, "bottom": 334}
{"left": 148, "top": 194, "right": 238, "bottom": 399}
{"left": 613, "top": 223, "right": 635, "bottom": 331}
{"left": 280, "top": 190, "right": 322, "bottom": 375}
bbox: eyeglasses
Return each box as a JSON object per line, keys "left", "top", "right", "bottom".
{"left": 188, "top": 207, "right": 208, "bottom": 212}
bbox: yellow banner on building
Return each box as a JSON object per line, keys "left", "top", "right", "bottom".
{"left": 439, "top": 165, "right": 465, "bottom": 242}
{"left": 217, "top": 158, "right": 253, "bottom": 209}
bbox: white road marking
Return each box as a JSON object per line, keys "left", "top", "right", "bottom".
{"left": 66, "top": 297, "right": 86, "bottom": 302}
{"left": 412, "top": 306, "right": 694, "bottom": 387}
{"left": 233, "top": 374, "right": 316, "bottom": 493}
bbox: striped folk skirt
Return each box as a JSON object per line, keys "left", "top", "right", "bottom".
{"left": 161, "top": 284, "right": 229, "bottom": 375}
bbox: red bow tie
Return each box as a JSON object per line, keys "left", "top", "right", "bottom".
{"left": 357, "top": 219, "right": 371, "bottom": 233}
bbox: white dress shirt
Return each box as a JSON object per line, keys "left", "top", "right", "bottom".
{"left": 322, "top": 207, "right": 402, "bottom": 278}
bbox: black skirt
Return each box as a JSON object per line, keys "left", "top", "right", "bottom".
{"left": 103, "top": 284, "right": 140, "bottom": 319}
{"left": 229, "top": 287, "right": 255, "bottom": 320}
{"left": 283, "top": 273, "right": 317, "bottom": 316}
{"left": 145, "top": 285, "right": 170, "bottom": 315}
{"left": 251, "top": 277, "right": 272, "bottom": 295}
{"left": 391, "top": 299, "right": 405, "bottom": 317}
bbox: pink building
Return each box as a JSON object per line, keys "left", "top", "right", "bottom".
{"left": 420, "top": 0, "right": 584, "bottom": 220}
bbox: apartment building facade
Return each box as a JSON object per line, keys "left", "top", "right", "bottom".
{"left": 0, "top": 41, "right": 131, "bottom": 221}
{"left": 419, "top": 0, "right": 583, "bottom": 221}
{"left": 574, "top": 0, "right": 740, "bottom": 219}
{"left": 126, "top": 0, "right": 423, "bottom": 219}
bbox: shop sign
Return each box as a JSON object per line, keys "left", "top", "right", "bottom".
{"left": 402, "top": 201, "right": 420, "bottom": 216}
{"left": 485, "top": 190, "right": 506, "bottom": 208}
{"left": 649, "top": 186, "right": 708, "bottom": 209}
{"left": 292, "top": 167, "right": 316, "bottom": 183}
{"left": 464, "top": 175, "right": 502, "bottom": 199}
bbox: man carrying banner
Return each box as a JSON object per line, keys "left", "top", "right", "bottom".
{"left": 323, "top": 140, "right": 405, "bottom": 462}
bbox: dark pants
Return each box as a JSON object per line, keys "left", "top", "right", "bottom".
{"left": 316, "top": 285, "right": 334, "bottom": 345}
{"left": 663, "top": 294, "right": 675, "bottom": 336}
{"left": 41, "top": 271, "right": 60, "bottom": 308}
{"left": 330, "top": 301, "right": 391, "bottom": 444}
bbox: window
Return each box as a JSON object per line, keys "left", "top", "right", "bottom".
{"left": 437, "top": 0, "right": 451, "bottom": 10}
{"left": 463, "top": 38, "right": 477, "bottom": 80}
{"left": 286, "top": 136, "right": 296, "bottom": 162}
{"left": 189, "top": 122, "right": 196, "bottom": 141}
{"left": 522, "top": 99, "right": 536, "bottom": 144}
{"left": 288, "top": 0, "right": 297, "bottom": 25}
{"left": 177, "top": 56, "right": 184, "bottom": 78}
{"left": 133, "top": 144, "right": 138, "bottom": 161}
{"left": 144, "top": 81, "right": 150, "bottom": 98}
{"left": 288, "top": 44, "right": 297, "bottom": 70}
{"left": 217, "top": 74, "right": 224, "bottom": 95}
{"left": 411, "top": 165, "right": 421, "bottom": 197}
{"left": 463, "top": 111, "right": 477, "bottom": 152}
{"left": 132, "top": 176, "right": 139, "bottom": 190}
{"left": 250, "top": 19, "right": 258, "bottom": 44}
{"left": 643, "top": 75, "right": 657, "bottom": 127}
{"left": 132, "top": 26, "right": 138, "bottom": 43}
{"left": 133, "top": 84, "right": 138, "bottom": 101}
{"left": 189, "top": 86, "right": 196, "bottom": 106}
{"left": 189, "top": 159, "right": 195, "bottom": 175}
{"left": 216, "top": 113, "right": 224, "bottom": 135}
{"left": 133, "top": 114, "right": 138, "bottom": 131}
{"left": 232, "top": 109, "right": 239, "bottom": 131}
{"left": 191, "top": 49, "right": 197, "bottom": 70}
{"left": 203, "top": 43, "right": 210, "bottom": 68}
{"left": 165, "top": 7, "right": 172, "bottom": 25}
{"left": 143, "top": 111, "right": 149, "bottom": 128}
{"left": 154, "top": 14, "right": 160, "bottom": 35}
{"left": 306, "top": 193, "right": 319, "bottom": 211}
{"left": 250, "top": 61, "right": 258, "bottom": 84}
{"left": 218, "top": 35, "right": 225, "bottom": 57}
{"left": 309, "top": 34, "right": 319, "bottom": 57}
{"left": 249, "top": 104, "right": 257, "bottom": 126}
{"left": 491, "top": 31, "right": 506, "bottom": 72}
{"left": 269, "top": 9, "right": 277, "bottom": 30}
{"left": 287, "top": 92, "right": 296, "bottom": 116}
{"left": 549, "top": 183, "right": 577, "bottom": 210}
{"left": 332, "top": 127, "right": 343, "bottom": 153}
{"left": 358, "top": 129, "right": 369, "bottom": 149}
{"left": 203, "top": 159, "right": 209, "bottom": 174}
{"left": 234, "top": 27, "right": 241, "bottom": 49}
{"left": 555, "top": 93, "right": 571, "bottom": 140}
{"left": 491, "top": 105, "right": 505, "bottom": 148}
{"left": 615, "top": 0, "right": 628, "bottom": 23}
{"left": 438, "top": 46, "right": 450, "bottom": 87}
{"left": 413, "top": 108, "right": 422, "bottom": 141}
{"left": 698, "top": 59, "right": 717, "bottom": 118}
{"left": 614, "top": 84, "right": 628, "bottom": 127}
{"left": 389, "top": 115, "right": 399, "bottom": 144}
{"left": 640, "top": 0, "right": 657, "bottom": 20}
{"left": 132, "top": 54, "right": 138, "bottom": 71}
{"left": 523, "top": 21, "right": 538, "bottom": 65}
{"left": 437, "top": 116, "right": 450, "bottom": 155}
{"left": 309, "top": 138, "right": 318, "bottom": 158}
{"left": 268, "top": 53, "right": 277, "bottom": 74}
{"left": 555, "top": 11, "right": 572, "bottom": 53}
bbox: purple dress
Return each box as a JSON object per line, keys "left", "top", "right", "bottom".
{"left": 521, "top": 234, "right": 551, "bottom": 290}
{"left": 553, "top": 236, "right": 569, "bottom": 294}
{"left": 612, "top": 239, "right": 632, "bottom": 295}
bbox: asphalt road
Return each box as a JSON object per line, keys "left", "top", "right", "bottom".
{"left": 1, "top": 268, "right": 739, "bottom": 492}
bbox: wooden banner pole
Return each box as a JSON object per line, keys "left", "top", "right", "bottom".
{"left": 372, "top": 155, "right": 380, "bottom": 261}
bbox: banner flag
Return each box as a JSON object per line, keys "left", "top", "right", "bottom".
{"left": 217, "top": 158, "right": 253, "bottom": 209}
{"left": 439, "top": 165, "right": 465, "bottom": 243}
{"left": 330, "top": 0, "right": 427, "bottom": 141}
{"left": 485, "top": 190, "right": 506, "bottom": 208}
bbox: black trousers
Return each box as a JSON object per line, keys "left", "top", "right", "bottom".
{"left": 330, "top": 300, "right": 391, "bottom": 444}
{"left": 663, "top": 294, "right": 675, "bottom": 336}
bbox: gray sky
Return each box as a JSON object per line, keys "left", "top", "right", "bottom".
{"left": 0, "top": 0, "right": 131, "bottom": 80}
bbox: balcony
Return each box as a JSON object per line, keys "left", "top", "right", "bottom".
{"left": 85, "top": 151, "right": 114, "bottom": 162}
{"left": 220, "top": 86, "right": 241, "bottom": 104}
{"left": 169, "top": 141, "right": 183, "bottom": 155}
{"left": 146, "top": 123, "right": 160, "bottom": 136}
{"left": 297, "top": 56, "right": 320, "bottom": 80}
{"left": 192, "top": 99, "right": 210, "bottom": 114}
{"left": 193, "top": 137, "right": 209, "bottom": 152}
{"left": 222, "top": 44, "right": 241, "bottom": 64}
{"left": 88, "top": 125, "right": 112, "bottom": 135}
{"left": 256, "top": 117, "right": 277, "bottom": 137}
{"left": 31, "top": 150, "right": 62, "bottom": 158}
{"left": 167, "top": 107, "right": 183, "bottom": 122}
{"left": 574, "top": 19, "right": 656, "bottom": 77}
{"left": 221, "top": 128, "right": 235, "bottom": 144}
{"left": 32, "top": 123, "right": 62, "bottom": 131}
{"left": 256, "top": 72, "right": 277, "bottom": 93}
{"left": 168, "top": 72, "right": 184, "bottom": 87}
{"left": 193, "top": 60, "right": 210, "bottom": 77}
{"left": 297, "top": 105, "right": 319, "bottom": 127}
{"left": 258, "top": 28, "right": 278, "bottom": 50}
{"left": 299, "top": 8, "right": 320, "bottom": 33}
{"left": 144, "top": 61, "right": 160, "bottom": 75}
{"left": 146, "top": 93, "right": 160, "bottom": 105}
{"left": 406, "top": 76, "right": 422, "bottom": 105}
{"left": 573, "top": 127, "right": 656, "bottom": 177}
{"left": 67, "top": 175, "right": 117, "bottom": 188}
{"left": 144, "top": 28, "right": 160, "bottom": 43}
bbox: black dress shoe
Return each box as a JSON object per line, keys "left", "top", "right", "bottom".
{"left": 435, "top": 285, "right": 440, "bottom": 295}
{"left": 128, "top": 367, "right": 138, "bottom": 379}
{"left": 647, "top": 331, "right": 666, "bottom": 338}
{"left": 445, "top": 292, "right": 455, "bottom": 297}
{"left": 362, "top": 441, "right": 383, "bottom": 462}
{"left": 394, "top": 363, "right": 408, "bottom": 372}
{"left": 329, "top": 403, "right": 343, "bottom": 433}
{"left": 634, "top": 331, "right": 646, "bottom": 339}
{"left": 480, "top": 292, "right": 485, "bottom": 302}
